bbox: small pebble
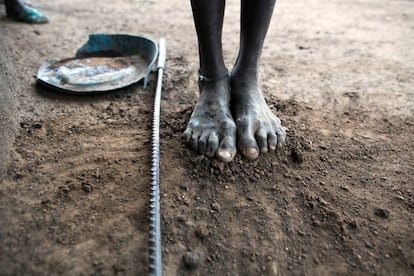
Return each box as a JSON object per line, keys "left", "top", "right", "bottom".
{"left": 195, "top": 225, "right": 209, "bottom": 239}
{"left": 348, "top": 219, "right": 358, "bottom": 228}
{"left": 183, "top": 250, "right": 203, "bottom": 269}
{"left": 180, "top": 183, "right": 189, "bottom": 191}
{"left": 211, "top": 202, "right": 221, "bottom": 212}
{"left": 374, "top": 207, "right": 390, "bottom": 218}
{"left": 32, "top": 122, "right": 42, "bottom": 129}
{"left": 291, "top": 147, "right": 304, "bottom": 163}
{"left": 81, "top": 182, "right": 93, "bottom": 193}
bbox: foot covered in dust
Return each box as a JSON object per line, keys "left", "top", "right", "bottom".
{"left": 183, "top": 77, "right": 237, "bottom": 162}
{"left": 230, "top": 71, "right": 286, "bottom": 160}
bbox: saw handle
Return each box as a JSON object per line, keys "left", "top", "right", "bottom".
{"left": 157, "top": 38, "right": 166, "bottom": 70}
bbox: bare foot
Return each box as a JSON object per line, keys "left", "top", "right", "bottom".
{"left": 183, "top": 78, "right": 237, "bottom": 162}
{"left": 230, "top": 71, "right": 286, "bottom": 160}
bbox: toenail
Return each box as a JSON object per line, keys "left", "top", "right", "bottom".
{"left": 261, "top": 147, "right": 268, "bottom": 153}
{"left": 219, "top": 150, "right": 231, "bottom": 159}
{"left": 248, "top": 148, "right": 258, "bottom": 155}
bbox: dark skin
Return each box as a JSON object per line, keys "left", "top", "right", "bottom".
{"left": 183, "top": 0, "right": 286, "bottom": 162}
{"left": 4, "top": 0, "right": 48, "bottom": 23}
{"left": 5, "top": 0, "right": 26, "bottom": 16}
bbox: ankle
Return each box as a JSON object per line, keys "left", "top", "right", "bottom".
{"left": 198, "top": 68, "right": 229, "bottom": 82}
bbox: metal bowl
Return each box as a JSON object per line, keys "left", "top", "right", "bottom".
{"left": 36, "top": 34, "right": 158, "bottom": 93}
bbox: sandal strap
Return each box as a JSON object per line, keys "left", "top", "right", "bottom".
{"left": 198, "top": 69, "right": 229, "bottom": 82}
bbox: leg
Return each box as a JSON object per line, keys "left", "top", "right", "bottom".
{"left": 183, "top": 0, "right": 237, "bottom": 162}
{"left": 231, "top": 0, "right": 286, "bottom": 160}
{"left": 5, "top": 0, "right": 48, "bottom": 24}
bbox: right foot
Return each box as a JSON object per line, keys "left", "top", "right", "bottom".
{"left": 183, "top": 78, "right": 237, "bottom": 162}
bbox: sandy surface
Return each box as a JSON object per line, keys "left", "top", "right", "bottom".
{"left": 0, "top": 0, "right": 413, "bottom": 275}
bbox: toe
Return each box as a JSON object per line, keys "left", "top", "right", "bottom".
{"left": 217, "top": 148, "right": 233, "bottom": 162}
{"left": 189, "top": 132, "right": 200, "bottom": 152}
{"left": 268, "top": 132, "right": 277, "bottom": 151}
{"left": 255, "top": 128, "right": 269, "bottom": 153}
{"left": 216, "top": 123, "right": 236, "bottom": 162}
{"left": 241, "top": 144, "right": 259, "bottom": 160}
{"left": 272, "top": 119, "right": 287, "bottom": 148}
{"left": 198, "top": 133, "right": 209, "bottom": 154}
{"left": 206, "top": 132, "right": 219, "bottom": 158}
{"left": 217, "top": 136, "right": 236, "bottom": 163}
{"left": 276, "top": 126, "right": 287, "bottom": 148}
{"left": 182, "top": 128, "right": 192, "bottom": 142}
{"left": 237, "top": 124, "right": 259, "bottom": 160}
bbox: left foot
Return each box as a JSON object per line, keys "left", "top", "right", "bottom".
{"left": 230, "top": 71, "right": 286, "bottom": 160}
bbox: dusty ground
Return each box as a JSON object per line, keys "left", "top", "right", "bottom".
{"left": 1, "top": 0, "right": 413, "bottom": 275}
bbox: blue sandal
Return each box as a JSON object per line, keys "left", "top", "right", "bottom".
{"left": 11, "top": 6, "right": 48, "bottom": 24}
